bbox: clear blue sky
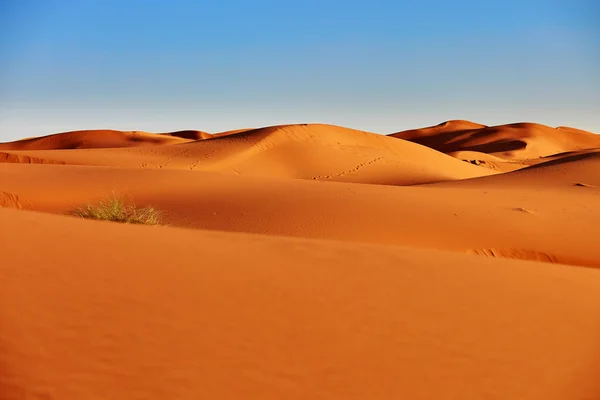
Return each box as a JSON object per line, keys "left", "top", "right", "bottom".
{"left": 1, "top": 0, "right": 598, "bottom": 140}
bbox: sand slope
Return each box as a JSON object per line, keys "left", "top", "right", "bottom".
{"left": 1, "top": 158, "right": 598, "bottom": 267}
{"left": 390, "top": 120, "right": 600, "bottom": 160}
{"left": 2, "top": 207, "right": 600, "bottom": 400}
{"left": 0, "top": 124, "right": 496, "bottom": 185}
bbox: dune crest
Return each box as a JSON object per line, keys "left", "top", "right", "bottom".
{"left": 390, "top": 121, "right": 600, "bottom": 160}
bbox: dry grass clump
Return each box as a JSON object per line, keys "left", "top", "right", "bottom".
{"left": 73, "top": 194, "right": 161, "bottom": 225}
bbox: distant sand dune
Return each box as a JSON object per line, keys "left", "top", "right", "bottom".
{"left": 0, "top": 124, "right": 497, "bottom": 185}
{"left": 390, "top": 120, "right": 600, "bottom": 160}
{"left": 0, "top": 129, "right": 193, "bottom": 150}
{"left": 433, "top": 149, "right": 600, "bottom": 188}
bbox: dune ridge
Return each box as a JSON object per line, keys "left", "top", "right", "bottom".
{"left": 390, "top": 120, "right": 600, "bottom": 160}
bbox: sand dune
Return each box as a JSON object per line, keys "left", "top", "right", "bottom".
{"left": 1, "top": 159, "right": 598, "bottom": 267}
{"left": 2, "top": 120, "right": 600, "bottom": 399}
{"left": 0, "top": 124, "right": 496, "bottom": 185}
{"left": 2, "top": 207, "right": 600, "bottom": 400}
{"left": 391, "top": 120, "right": 600, "bottom": 160}
{"left": 0, "top": 129, "right": 194, "bottom": 150}
{"left": 434, "top": 149, "right": 600, "bottom": 188}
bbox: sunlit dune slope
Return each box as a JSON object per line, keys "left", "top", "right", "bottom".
{"left": 1, "top": 159, "right": 598, "bottom": 267}
{"left": 1, "top": 207, "right": 600, "bottom": 400}
{"left": 390, "top": 120, "right": 600, "bottom": 160}
{"left": 0, "top": 124, "right": 496, "bottom": 185}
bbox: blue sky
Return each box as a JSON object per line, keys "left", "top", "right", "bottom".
{"left": 0, "top": 0, "right": 598, "bottom": 140}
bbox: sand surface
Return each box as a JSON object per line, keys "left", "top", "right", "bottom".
{"left": 1, "top": 121, "right": 599, "bottom": 399}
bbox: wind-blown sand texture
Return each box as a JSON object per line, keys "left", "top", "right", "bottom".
{"left": 1, "top": 121, "right": 599, "bottom": 399}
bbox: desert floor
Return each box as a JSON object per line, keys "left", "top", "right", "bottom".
{"left": 1, "top": 120, "right": 600, "bottom": 399}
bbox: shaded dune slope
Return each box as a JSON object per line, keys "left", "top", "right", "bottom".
{"left": 0, "top": 124, "right": 496, "bottom": 185}
{"left": 390, "top": 120, "right": 600, "bottom": 160}
{"left": 159, "top": 129, "right": 212, "bottom": 140}
{"left": 2, "top": 207, "right": 600, "bottom": 400}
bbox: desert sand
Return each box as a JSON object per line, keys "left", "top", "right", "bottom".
{"left": 1, "top": 121, "right": 600, "bottom": 399}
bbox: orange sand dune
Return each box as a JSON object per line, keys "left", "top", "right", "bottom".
{"left": 448, "top": 148, "right": 600, "bottom": 173}
{"left": 1, "top": 159, "right": 598, "bottom": 267}
{"left": 390, "top": 120, "right": 600, "bottom": 160}
{"left": 0, "top": 129, "right": 193, "bottom": 150}
{"left": 434, "top": 149, "right": 600, "bottom": 188}
{"left": 2, "top": 207, "right": 600, "bottom": 400}
{"left": 0, "top": 124, "right": 496, "bottom": 185}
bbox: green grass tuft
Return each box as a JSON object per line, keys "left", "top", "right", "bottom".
{"left": 72, "top": 194, "right": 161, "bottom": 225}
